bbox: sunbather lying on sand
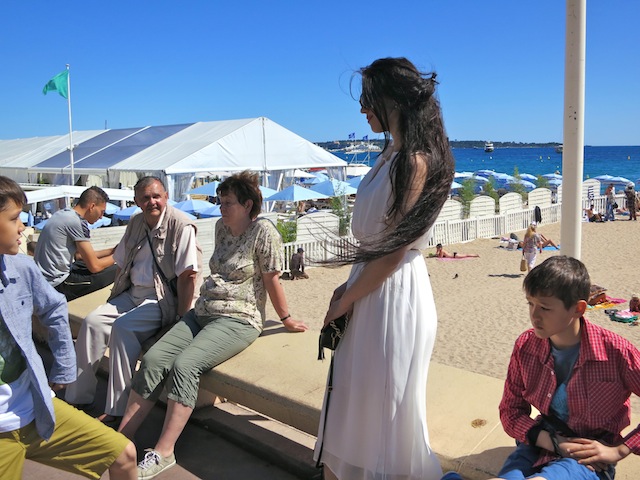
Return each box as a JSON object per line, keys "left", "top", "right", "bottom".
{"left": 434, "top": 243, "right": 479, "bottom": 259}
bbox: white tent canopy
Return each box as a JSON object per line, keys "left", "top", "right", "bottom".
{"left": 0, "top": 117, "right": 347, "bottom": 200}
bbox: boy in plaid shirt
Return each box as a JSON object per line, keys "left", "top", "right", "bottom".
{"left": 494, "top": 256, "right": 640, "bottom": 480}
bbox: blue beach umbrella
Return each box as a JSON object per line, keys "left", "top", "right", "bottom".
{"left": 266, "top": 185, "right": 329, "bottom": 202}
{"left": 507, "top": 179, "right": 536, "bottom": 191}
{"left": 186, "top": 181, "right": 220, "bottom": 196}
{"left": 310, "top": 179, "right": 358, "bottom": 197}
{"left": 19, "top": 211, "right": 34, "bottom": 226}
{"left": 542, "top": 173, "right": 563, "bottom": 180}
{"left": 34, "top": 219, "right": 47, "bottom": 230}
{"left": 491, "top": 172, "right": 516, "bottom": 182}
{"left": 594, "top": 174, "right": 632, "bottom": 186}
{"left": 88, "top": 216, "right": 112, "bottom": 229}
{"left": 113, "top": 205, "right": 142, "bottom": 222}
{"left": 546, "top": 178, "right": 563, "bottom": 188}
{"left": 199, "top": 205, "right": 221, "bottom": 218}
{"left": 450, "top": 181, "right": 463, "bottom": 190}
{"left": 174, "top": 199, "right": 216, "bottom": 215}
{"left": 347, "top": 175, "right": 366, "bottom": 189}
{"left": 454, "top": 171, "right": 474, "bottom": 179}
{"left": 475, "top": 169, "right": 496, "bottom": 177}
{"left": 471, "top": 175, "right": 489, "bottom": 184}
{"left": 519, "top": 173, "right": 538, "bottom": 181}
{"left": 259, "top": 185, "right": 278, "bottom": 198}
{"left": 105, "top": 202, "right": 120, "bottom": 215}
{"left": 301, "top": 172, "right": 330, "bottom": 185}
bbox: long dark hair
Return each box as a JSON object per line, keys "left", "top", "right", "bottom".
{"left": 348, "top": 57, "right": 455, "bottom": 262}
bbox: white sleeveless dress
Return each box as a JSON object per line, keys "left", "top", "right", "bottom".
{"left": 314, "top": 152, "right": 442, "bottom": 479}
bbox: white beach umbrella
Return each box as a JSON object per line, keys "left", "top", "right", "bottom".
{"left": 287, "top": 169, "right": 316, "bottom": 179}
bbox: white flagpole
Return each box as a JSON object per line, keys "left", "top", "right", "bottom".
{"left": 66, "top": 64, "right": 75, "bottom": 185}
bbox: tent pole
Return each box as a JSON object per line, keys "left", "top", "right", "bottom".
{"left": 560, "top": 0, "right": 586, "bottom": 260}
{"left": 66, "top": 64, "right": 75, "bottom": 186}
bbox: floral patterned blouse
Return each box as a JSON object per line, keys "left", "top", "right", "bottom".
{"left": 194, "top": 218, "right": 283, "bottom": 331}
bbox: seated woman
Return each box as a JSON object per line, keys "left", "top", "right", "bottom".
{"left": 117, "top": 171, "right": 308, "bottom": 479}
{"left": 584, "top": 204, "right": 603, "bottom": 222}
{"left": 538, "top": 233, "right": 559, "bottom": 249}
{"left": 434, "top": 243, "right": 479, "bottom": 259}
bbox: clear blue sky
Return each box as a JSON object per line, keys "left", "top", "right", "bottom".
{"left": 2, "top": 1, "right": 638, "bottom": 145}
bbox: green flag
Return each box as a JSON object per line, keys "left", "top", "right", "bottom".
{"left": 42, "top": 70, "right": 69, "bottom": 99}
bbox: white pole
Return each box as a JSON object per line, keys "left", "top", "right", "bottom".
{"left": 66, "top": 64, "right": 75, "bottom": 185}
{"left": 560, "top": 0, "right": 586, "bottom": 259}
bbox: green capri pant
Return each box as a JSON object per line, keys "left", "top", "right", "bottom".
{"left": 131, "top": 309, "right": 260, "bottom": 409}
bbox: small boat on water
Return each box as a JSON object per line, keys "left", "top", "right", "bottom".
{"left": 484, "top": 141, "right": 495, "bottom": 153}
{"left": 343, "top": 142, "right": 382, "bottom": 154}
{"left": 555, "top": 144, "right": 563, "bottom": 154}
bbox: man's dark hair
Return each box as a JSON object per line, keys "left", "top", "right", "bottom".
{"left": 134, "top": 176, "right": 166, "bottom": 196}
{"left": 523, "top": 256, "right": 590, "bottom": 310}
{"left": 0, "top": 176, "right": 26, "bottom": 211}
{"left": 77, "top": 186, "right": 109, "bottom": 207}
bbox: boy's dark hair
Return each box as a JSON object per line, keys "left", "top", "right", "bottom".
{"left": 0, "top": 176, "right": 27, "bottom": 211}
{"left": 77, "top": 186, "right": 109, "bottom": 207}
{"left": 27, "top": 241, "right": 37, "bottom": 255}
{"left": 523, "top": 256, "right": 590, "bottom": 310}
{"left": 217, "top": 170, "right": 262, "bottom": 219}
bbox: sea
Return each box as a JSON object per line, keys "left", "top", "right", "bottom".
{"left": 333, "top": 145, "right": 640, "bottom": 186}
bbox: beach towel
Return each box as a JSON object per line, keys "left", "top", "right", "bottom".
{"left": 588, "top": 296, "right": 627, "bottom": 310}
{"left": 609, "top": 309, "right": 639, "bottom": 324}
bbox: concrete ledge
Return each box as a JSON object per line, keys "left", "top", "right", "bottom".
{"left": 65, "top": 288, "right": 640, "bottom": 480}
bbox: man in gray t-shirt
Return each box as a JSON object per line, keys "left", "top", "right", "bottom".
{"left": 34, "top": 186, "right": 118, "bottom": 301}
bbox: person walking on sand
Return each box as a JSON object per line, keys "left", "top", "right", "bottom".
{"left": 625, "top": 182, "right": 637, "bottom": 221}
{"left": 522, "top": 224, "right": 542, "bottom": 273}
{"left": 604, "top": 183, "right": 616, "bottom": 221}
{"left": 314, "top": 57, "right": 455, "bottom": 480}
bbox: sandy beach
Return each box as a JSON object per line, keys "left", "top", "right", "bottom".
{"left": 270, "top": 220, "right": 640, "bottom": 381}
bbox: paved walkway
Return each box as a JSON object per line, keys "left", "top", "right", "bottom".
{"left": 26, "top": 345, "right": 305, "bottom": 480}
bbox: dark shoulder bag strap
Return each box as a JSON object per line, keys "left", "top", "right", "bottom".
{"left": 146, "top": 234, "right": 174, "bottom": 288}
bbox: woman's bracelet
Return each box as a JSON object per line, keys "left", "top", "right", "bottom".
{"left": 280, "top": 314, "right": 291, "bottom": 322}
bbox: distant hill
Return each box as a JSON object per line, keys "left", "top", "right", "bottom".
{"left": 316, "top": 140, "right": 561, "bottom": 150}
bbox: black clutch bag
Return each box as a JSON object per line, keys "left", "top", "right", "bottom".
{"left": 318, "top": 314, "right": 349, "bottom": 360}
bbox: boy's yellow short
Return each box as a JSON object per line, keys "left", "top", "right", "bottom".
{"left": 0, "top": 397, "right": 130, "bottom": 480}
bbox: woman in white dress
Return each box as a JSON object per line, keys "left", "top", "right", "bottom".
{"left": 314, "top": 57, "right": 455, "bottom": 480}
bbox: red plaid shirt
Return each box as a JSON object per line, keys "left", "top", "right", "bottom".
{"left": 499, "top": 317, "right": 640, "bottom": 467}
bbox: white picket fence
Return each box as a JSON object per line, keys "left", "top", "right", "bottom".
{"left": 55, "top": 192, "right": 630, "bottom": 275}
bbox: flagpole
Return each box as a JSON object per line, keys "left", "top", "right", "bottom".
{"left": 66, "top": 64, "right": 75, "bottom": 185}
